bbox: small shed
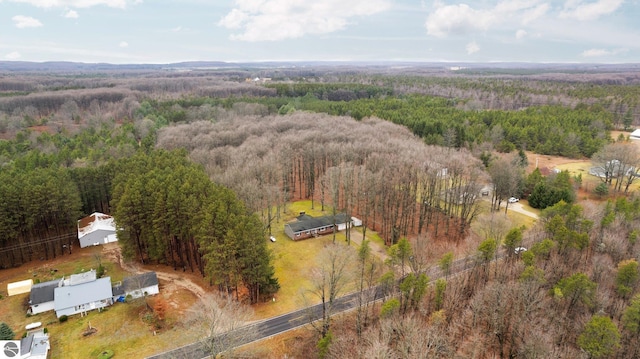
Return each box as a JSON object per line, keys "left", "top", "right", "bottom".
{"left": 7, "top": 279, "right": 33, "bottom": 296}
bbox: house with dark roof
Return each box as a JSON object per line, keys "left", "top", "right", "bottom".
{"left": 29, "top": 279, "right": 62, "bottom": 315}
{"left": 77, "top": 212, "right": 118, "bottom": 248}
{"left": 112, "top": 272, "right": 159, "bottom": 300}
{"left": 284, "top": 213, "right": 350, "bottom": 240}
{"left": 53, "top": 270, "right": 113, "bottom": 318}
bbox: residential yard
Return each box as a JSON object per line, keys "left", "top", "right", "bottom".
{"left": 1, "top": 200, "right": 387, "bottom": 358}
{"left": 254, "top": 200, "right": 387, "bottom": 319}
{"left": 0, "top": 171, "right": 622, "bottom": 358}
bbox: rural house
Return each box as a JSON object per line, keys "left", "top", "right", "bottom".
{"left": 630, "top": 128, "right": 640, "bottom": 140}
{"left": 112, "top": 272, "right": 159, "bottom": 300}
{"left": 77, "top": 212, "right": 118, "bottom": 248}
{"left": 29, "top": 279, "right": 62, "bottom": 315}
{"left": 20, "top": 329, "right": 50, "bottom": 359}
{"left": 284, "top": 212, "right": 351, "bottom": 240}
{"left": 53, "top": 270, "right": 114, "bottom": 318}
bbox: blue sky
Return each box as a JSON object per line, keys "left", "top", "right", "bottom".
{"left": 0, "top": 0, "right": 639, "bottom": 64}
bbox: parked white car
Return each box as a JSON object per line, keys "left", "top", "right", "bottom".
{"left": 515, "top": 247, "right": 527, "bottom": 254}
{"left": 269, "top": 236, "right": 276, "bottom": 242}
{"left": 508, "top": 197, "right": 519, "bottom": 203}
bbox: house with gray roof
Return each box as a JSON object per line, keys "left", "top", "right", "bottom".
{"left": 20, "top": 329, "right": 50, "bottom": 359}
{"left": 29, "top": 279, "right": 62, "bottom": 315}
{"left": 284, "top": 213, "right": 350, "bottom": 240}
{"left": 54, "top": 276, "right": 113, "bottom": 318}
{"left": 112, "top": 272, "right": 159, "bottom": 300}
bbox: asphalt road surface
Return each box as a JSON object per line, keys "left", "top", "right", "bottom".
{"left": 147, "top": 256, "right": 482, "bottom": 359}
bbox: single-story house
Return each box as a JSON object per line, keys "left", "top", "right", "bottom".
{"left": 7, "top": 279, "right": 33, "bottom": 296}
{"left": 20, "top": 329, "right": 50, "bottom": 359}
{"left": 630, "top": 129, "right": 640, "bottom": 140}
{"left": 284, "top": 213, "right": 350, "bottom": 240}
{"left": 77, "top": 212, "right": 118, "bottom": 248}
{"left": 29, "top": 279, "right": 62, "bottom": 315}
{"left": 53, "top": 270, "right": 113, "bottom": 318}
{"left": 112, "top": 272, "right": 159, "bottom": 300}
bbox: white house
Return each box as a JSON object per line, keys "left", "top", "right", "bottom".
{"left": 630, "top": 129, "right": 640, "bottom": 140}
{"left": 53, "top": 270, "right": 113, "bottom": 318}
{"left": 77, "top": 212, "right": 118, "bottom": 248}
{"left": 19, "top": 329, "right": 50, "bottom": 359}
{"left": 29, "top": 279, "right": 62, "bottom": 315}
{"left": 112, "top": 272, "right": 159, "bottom": 300}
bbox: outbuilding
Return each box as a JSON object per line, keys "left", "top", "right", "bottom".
{"left": 7, "top": 279, "right": 33, "bottom": 296}
{"left": 77, "top": 212, "right": 118, "bottom": 248}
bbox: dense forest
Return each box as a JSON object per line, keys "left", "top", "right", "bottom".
{"left": 2, "top": 63, "right": 640, "bottom": 357}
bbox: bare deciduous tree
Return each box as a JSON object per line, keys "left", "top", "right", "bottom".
{"left": 183, "top": 293, "right": 256, "bottom": 358}
{"left": 302, "top": 243, "right": 356, "bottom": 338}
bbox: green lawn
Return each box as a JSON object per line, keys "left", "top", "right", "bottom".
{"left": 254, "top": 200, "right": 379, "bottom": 318}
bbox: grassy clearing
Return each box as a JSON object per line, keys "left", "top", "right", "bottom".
{"left": 254, "top": 200, "right": 383, "bottom": 319}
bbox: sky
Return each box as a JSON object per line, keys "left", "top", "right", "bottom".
{"left": 0, "top": 0, "right": 639, "bottom": 64}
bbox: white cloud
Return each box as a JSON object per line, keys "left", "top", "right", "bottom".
{"left": 522, "top": 3, "right": 549, "bottom": 24}
{"left": 560, "top": 0, "right": 624, "bottom": 20}
{"left": 5, "top": 51, "right": 22, "bottom": 59}
{"left": 515, "top": 29, "right": 527, "bottom": 39}
{"left": 6, "top": 0, "right": 131, "bottom": 9}
{"left": 12, "top": 15, "right": 43, "bottom": 28}
{"left": 119, "top": 41, "right": 128, "bottom": 47}
{"left": 171, "top": 26, "right": 182, "bottom": 32}
{"left": 581, "top": 47, "right": 628, "bottom": 57}
{"left": 219, "top": 0, "right": 392, "bottom": 41}
{"left": 581, "top": 48, "right": 610, "bottom": 57}
{"left": 64, "top": 9, "right": 78, "bottom": 18}
{"left": 466, "top": 41, "right": 480, "bottom": 54}
{"left": 425, "top": 0, "right": 549, "bottom": 37}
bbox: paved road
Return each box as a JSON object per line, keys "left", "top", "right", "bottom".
{"left": 147, "top": 256, "right": 480, "bottom": 359}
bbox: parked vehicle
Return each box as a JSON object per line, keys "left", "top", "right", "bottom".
{"left": 508, "top": 197, "right": 519, "bottom": 203}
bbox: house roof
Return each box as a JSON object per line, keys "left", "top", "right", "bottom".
{"left": 77, "top": 212, "right": 116, "bottom": 239}
{"left": 30, "top": 279, "right": 61, "bottom": 305}
{"left": 124, "top": 272, "right": 159, "bottom": 291}
{"left": 21, "top": 332, "right": 33, "bottom": 355}
{"left": 21, "top": 330, "right": 49, "bottom": 357}
{"left": 631, "top": 129, "right": 640, "bottom": 138}
{"left": 54, "top": 277, "right": 113, "bottom": 310}
{"left": 285, "top": 213, "right": 348, "bottom": 233}
{"left": 113, "top": 272, "right": 159, "bottom": 296}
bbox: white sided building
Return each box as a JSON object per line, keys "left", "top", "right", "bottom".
{"left": 77, "top": 212, "right": 118, "bottom": 248}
